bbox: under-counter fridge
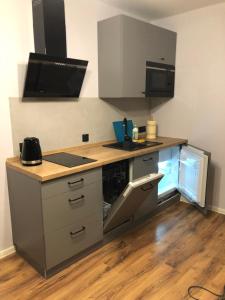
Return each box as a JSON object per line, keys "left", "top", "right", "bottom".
{"left": 158, "top": 145, "right": 210, "bottom": 213}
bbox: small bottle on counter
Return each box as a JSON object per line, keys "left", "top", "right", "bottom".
{"left": 132, "top": 124, "right": 139, "bottom": 141}
{"left": 147, "top": 120, "right": 157, "bottom": 139}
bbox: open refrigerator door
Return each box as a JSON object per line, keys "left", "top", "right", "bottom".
{"left": 178, "top": 145, "right": 209, "bottom": 209}
{"left": 158, "top": 145, "right": 210, "bottom": 213}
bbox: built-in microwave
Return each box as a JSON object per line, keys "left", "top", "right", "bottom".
{"left": 145, "top": 61, "right": 175, "bottom": 98}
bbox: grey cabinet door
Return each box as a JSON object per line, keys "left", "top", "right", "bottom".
{"left": 122, "top": 16, "right": 149, "bottom": 98}
{"left": 42, "top": 168, "right": 101, "bottom": 199}
{"left": 132, "top": 152, "right": 159, "bottom": 179}
{"left": 146, "top": 24, "right": 177, "bottom": 65}
{"left": 98, "top": 16, "right": 123, "bottom": 98}
{"left": 45, "top": 216, "right": 103, "bottom": 269}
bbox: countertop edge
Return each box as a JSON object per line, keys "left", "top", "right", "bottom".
{"left": 6, "top": 137, "right": 187, "bottom": 182}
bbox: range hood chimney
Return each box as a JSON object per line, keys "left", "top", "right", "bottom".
{"left": 23, "top": 0, "right": 88, "bottom": 99}
{"left": 32, "top": 0, "right": 67, "bottom": 57}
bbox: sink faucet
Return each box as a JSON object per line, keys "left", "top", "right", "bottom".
{"left": 123, "top": 118, "right": 132, "bottom": 142}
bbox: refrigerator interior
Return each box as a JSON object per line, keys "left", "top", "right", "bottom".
{"left": 158, "top": 146, "right": 180, "bottom": 197}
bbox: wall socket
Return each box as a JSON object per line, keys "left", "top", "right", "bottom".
{"left": 82, "top": 134, "right": 89, "bottom": 142}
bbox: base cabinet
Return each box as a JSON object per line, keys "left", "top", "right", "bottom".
{"left": 7, "top": 168, "right": 103, "bottom": 277}
{"left": 8, "top": 145, "right": 206, "bottom": 277}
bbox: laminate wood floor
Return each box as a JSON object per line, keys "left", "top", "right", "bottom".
{"left": 1, "top": 202, "right": 225, "bottom": 300}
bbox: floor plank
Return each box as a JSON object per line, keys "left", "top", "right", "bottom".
{"left": 0, "top": 202, "right": 225, "bottom": 300}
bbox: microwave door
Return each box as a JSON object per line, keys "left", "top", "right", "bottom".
{"left": 178, "top": 145, "right": 210, "bottom": 214}
{"left": 146, "top": 67, "right": 175, "bottom": 97}
{"left": 167, "top": 70, "right": 175, "bottom": 96}
{"left": 149, "top": 69, "right": 168, "bottom": 91}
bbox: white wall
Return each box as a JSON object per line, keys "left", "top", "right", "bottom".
{"left": 9, "top": 0, "right": 150, "bottom": 154}
{"left": 0, "top": 0, "right": 34, "bottom": 254}
{"left": 151, "top": 3, "right": 225, "bottom": 210}
{"left": 1, "top": 0, "right": 150, "bottom": 253}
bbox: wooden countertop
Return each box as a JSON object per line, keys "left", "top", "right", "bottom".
{"left": 6, "top": 137, "right": 187, "bottom": 182}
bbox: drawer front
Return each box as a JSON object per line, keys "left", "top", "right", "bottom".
{"left": 42, "top": 168, "right": 102, "bottom": 199}
{"left": 42, "top": 183, "right": 103, "bottom": 232}
{"left": 132, "top": 152, "right": 159, "bottom": 180}
{"left": 45, "top": 218, "right": 103, "bottom": 269}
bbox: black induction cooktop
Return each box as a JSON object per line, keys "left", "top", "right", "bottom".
{"left": 43, "top": 152, "right": 96, "bottom": 168}
{"left": 103, "top": 141, "right": 162, "bottom": 151}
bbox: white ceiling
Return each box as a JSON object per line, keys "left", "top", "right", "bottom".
{"left": 100, "top": 0, "right": 225, "bottom": 20}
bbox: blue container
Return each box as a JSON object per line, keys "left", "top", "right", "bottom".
{"left": 113, "top": 120, "right": 133, "bottom": 142}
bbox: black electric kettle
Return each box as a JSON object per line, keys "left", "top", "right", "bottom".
{"left": 19, "top": 137, "right": 42, "bottom": 166}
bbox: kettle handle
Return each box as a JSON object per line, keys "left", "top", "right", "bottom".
{"left": 19, "top": 143, "right": 23, "bottom": 155}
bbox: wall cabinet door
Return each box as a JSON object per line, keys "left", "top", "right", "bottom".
{"left": 122, "top": 16, "right": 150, "bottom": 98}
{"left": 98, "top": 16, "right": 123, "bottom": 98}
{"left": 146, "top": 25, "right": 177, "bottom": 65}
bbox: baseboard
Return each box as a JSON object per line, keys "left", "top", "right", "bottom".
{"left": 209, "top": 206, "right": 225, "bottom": 215}
{"left": 0, "top": 246, "right": 15, "bottom": 260}
{"left": 180, "top": 196, "right": 188, "bottom": 204}
{"left": 180, "top": 197, "right": 225, "bottom": 216}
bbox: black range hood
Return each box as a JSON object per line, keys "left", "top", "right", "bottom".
{"left": 23, "top": 53, "right": 88, "bottom": 98}
{"left": 23, "top": 0, "right": 88, "bottom": 99}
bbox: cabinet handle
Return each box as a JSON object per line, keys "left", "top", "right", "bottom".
{"left": 68, "top": 195, "right": 84, "bottom": 205}
{"left": 141, "top": 183, "right": 154, "bottom": 192}
{"left": 70, "top": 226, "right": 86, "bottom": 238}
{"left": 68, "top": 178, "right": 84, "bottom": 186}
{"left": 159, "top": 57, "right": 165, "bottom": 61}
{"left": 142, "top": 157, "right": 153, "bottom": 162}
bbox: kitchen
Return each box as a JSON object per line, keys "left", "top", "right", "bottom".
{"left": 1, "top": 0, "right": 225, "bottom": 299}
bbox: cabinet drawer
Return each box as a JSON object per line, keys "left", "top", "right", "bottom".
{"left": 45, "top": 217, "right": 103, "bottom": 269}
{"left": 132, "top": 152, "right": 159, "bottom": 180}
{"left": 42, "top": 183, "right": 103, "bottom": 232}
{"left": 42, "top": 168, "right": 102, "bottom": 199}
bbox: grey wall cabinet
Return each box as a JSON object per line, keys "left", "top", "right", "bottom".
{"left": 98, "top": 15, "right": 177, "bottom": 99}
{"left": 130, "top": 151, "right": 159, "bottom": 221}
{"left": 7, "top": 168, "right": 103, "bottom": 277}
